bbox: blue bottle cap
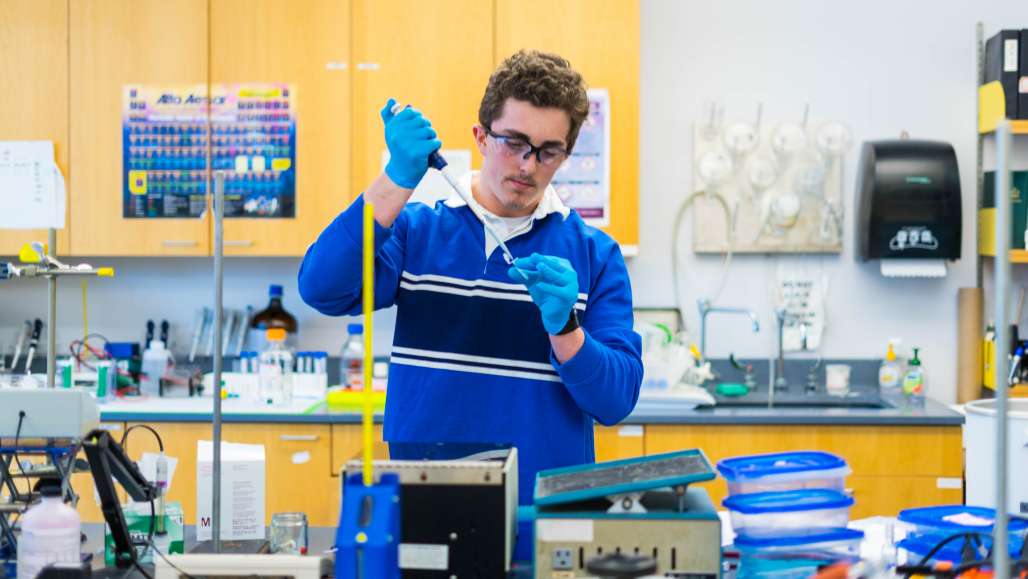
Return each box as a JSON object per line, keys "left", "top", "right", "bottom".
{"left": 347, "top": 323, "right": 363, "bottom": 335}
{"left": 269, "top": 284, "right": 283, "bottom": 297}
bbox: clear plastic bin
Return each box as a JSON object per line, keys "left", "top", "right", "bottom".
{"left": 717, "top": 451, "right": 851, "bottom": 495}
{"left": 735, "top": 528, "right": 864, "bottom": 579}
{"left": 722, "top": 489, "right": 853, "bottom": 535}
{"left": 898, "top": 535, "right": 991, "bottom": 566}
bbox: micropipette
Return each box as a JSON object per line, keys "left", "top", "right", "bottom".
{"left": 390, "top": 103, "right": 528, "bottom": 280}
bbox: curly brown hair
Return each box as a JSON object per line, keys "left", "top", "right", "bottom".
{"left": 478, "top": 50, "right": 589, "bottom": 153}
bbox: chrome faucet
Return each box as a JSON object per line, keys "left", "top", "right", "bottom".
{"left": 772, "top": 307, "right": 809, "bottom": 392}
{"left": 698, "top": 298, "right": 760, "bottom": 359}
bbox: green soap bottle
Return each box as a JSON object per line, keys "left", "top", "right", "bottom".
{"left": 902, "top": 347, "right": 925, "bottom": 404}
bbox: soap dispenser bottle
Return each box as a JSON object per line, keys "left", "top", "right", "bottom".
{"left": 902, "top": 347, "right": 925, "bottom": 406}
{"left": 878, "top": 339, "right": 902, "bottom": 394}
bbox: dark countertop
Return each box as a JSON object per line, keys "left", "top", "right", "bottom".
{"left": 97, "top": 391, "right": 963, "bottom": 426}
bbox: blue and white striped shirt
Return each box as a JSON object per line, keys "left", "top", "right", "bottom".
{"left": 298, "top": 181, "right": 642, "bottom": 502}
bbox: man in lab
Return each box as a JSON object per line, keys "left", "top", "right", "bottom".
{"left": 298, "top": 50, "right": 642, "bottom": 502}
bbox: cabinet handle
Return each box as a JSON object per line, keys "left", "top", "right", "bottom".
{"left": 280, "top": 434, "right": 319, "bottom": 442}
{"left": 163, "top": 240, "right": 198, "bottom": 247}
{"left": 356, "top": 62, "right": 381, "bottom": 71}
{"left": 325, "top": 62, "right": 348, "bottom": 71}
{"left": 224, "top": 240, "right": 254, "bottom": 247}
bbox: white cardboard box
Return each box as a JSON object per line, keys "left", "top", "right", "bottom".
{"left": 196, "top": 440, "right": 266, "bottom": 541}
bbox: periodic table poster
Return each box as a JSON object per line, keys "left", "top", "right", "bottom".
{"left": 122, "top": 83, "right": 297, "bottom": 219}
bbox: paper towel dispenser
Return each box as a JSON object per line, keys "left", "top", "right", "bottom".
{"left": 856, "top": 139, "right": 962, "bottom": 261}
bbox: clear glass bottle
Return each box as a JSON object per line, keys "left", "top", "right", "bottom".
{"left": 339, "top": 324, "right": 363, "bottom": 390}
{"left": 259, "top": 328, "right": 293, "bottom": 406}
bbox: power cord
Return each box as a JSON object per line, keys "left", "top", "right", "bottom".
{"left": 120, "top": 424, "right": 165, "bottom": 453}
{"left": 13, "top": 410, "right": 32, "bottom": 505}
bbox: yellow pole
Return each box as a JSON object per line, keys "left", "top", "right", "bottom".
{"left": 362, "top": 201, "right": 375, "bottom": 487}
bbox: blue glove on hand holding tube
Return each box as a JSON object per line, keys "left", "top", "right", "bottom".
{"left": 380, "top": 98, "right": 442, "bottom": 189}
{"left": 508, "top": 253, "right": 579, "bottom": 335}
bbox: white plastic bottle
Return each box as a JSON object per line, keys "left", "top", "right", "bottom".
{"left": 259, "top": 328, "right": 293, "bottom": 405}
{"left": 340, "top": 323, "right": 364, "bottom": 390}
{"left": 17, "top": 483, "right": 81, "bottom": 579}
{"left": 140, "top": 340, "right": 169, "bottom": 397}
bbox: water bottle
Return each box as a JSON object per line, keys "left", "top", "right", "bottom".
{"left": 259, "top": 328, "right": 293, "bottom": 405}
{"left": 140, "top": 340, "right": 169, "bottom": 397}
{"left": 17, "top": 482, "right": 81, "bottom": 579}
{"left": 340, "top": 324, "right": 364, "bottom": 390}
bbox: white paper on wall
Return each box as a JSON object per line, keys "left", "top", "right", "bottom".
{"left": 0, "top": 141, "right": 65, "bottom": 229}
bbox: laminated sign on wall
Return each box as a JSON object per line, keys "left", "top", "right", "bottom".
{"left": 123, "top": 83, "right": 297, "bottom": 219}
{"left": 551, "top": 89, "right": 611, "bottom": 227}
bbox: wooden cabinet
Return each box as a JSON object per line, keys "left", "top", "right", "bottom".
{"left": 644, "top": 424, "right": 964, "bottom": 519}
{"left": 0, "top": 0, "right": 70, "bottom": 256}
{"left": 594, "top": 424, "right": 644, "bottom": 462}
{"left": 120, "top": 422, "right": 210, "bottom": 525}
{"left": 69, "top": 0, "right": 211, "bottom": 256}
{"left": 221, "top": 423, "right": 336, "bottom": 527}
{"left": 350, "top": 0, "right": 494, "bottom": 196}
{"left": 495, "top": 0, "right": 640, "bottom": 248}
{"left": 210, "top": 0, "right": 351, "bottom": 256}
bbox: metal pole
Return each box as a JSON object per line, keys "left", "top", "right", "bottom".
{"left": 212, "top": 171, "right": 225, "bottom": 553}
{"left": 46, "top": 228, "right": 57, "bottom": 388}
{"left": 993, "top": 121, "right": 1012, "bottom": 579}
{"left": 993, "top": 121, "right": 1013, "bottom": 578}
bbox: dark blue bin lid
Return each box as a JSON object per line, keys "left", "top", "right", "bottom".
{"left": 735, "top": 528, "right": 864, "bottom": 549}
{"left": 717, "top": 451, "right": 847, "bottom": 481}
{"left": 898, "top": 505, "right": 1028, "bottom": 533}
{"left": 722, "top": 489, "right": 854, "bottom": 514}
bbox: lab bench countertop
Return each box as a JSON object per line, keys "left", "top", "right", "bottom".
{"left": 95, "top": 391, "right": 964, "bottom": 426}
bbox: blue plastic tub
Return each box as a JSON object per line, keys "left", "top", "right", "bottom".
{"left": 735, "top": 528, "right": 864, "bottom": 579}
{"left": 717, "top": 451, "right": 851, "bottom": 495}
{"left": 898, "top": 505, "right": 1028, "bottom": 540}
{"left": 897, "top": 535, "right": 991, "bottom": 566}
{"left": 722, "top": 489, "right": 854, "bottom": 535}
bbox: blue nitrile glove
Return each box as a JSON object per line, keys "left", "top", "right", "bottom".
{"left": 380, "top": 98, "right": 442, "bottom": 189}
{"left": 507, "top": 253, "right": 579, "bottom": 335}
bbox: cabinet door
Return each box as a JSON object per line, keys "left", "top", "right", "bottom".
{"left": 122, "top": 422, "right": 211, "bottom": 525}
{"left": 495, "top": 0, "right": 640, "bottom": 248}
{"left": 351, "top": 0, "right": 493, "bottom": 196}
{"left": 594, "top": 424, "right": 644, "bottom": 462}
{"left": 224, "top": 424, "right": 336, "bottom": 527}
{"left": 70, "top": 0, "right": 210, "bottom": 256}
{"left": 211, "top": 0, "right": 351, "bottom": 256}
{"left": 0, "top": 0, "right": 70, "bottom": 255}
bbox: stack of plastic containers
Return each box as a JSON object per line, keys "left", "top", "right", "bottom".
{"left": 896, "top": 505, "right": 1028, "bottom": 566}
{"left": 717, "top": 451, "right": 862, "bottom": 578}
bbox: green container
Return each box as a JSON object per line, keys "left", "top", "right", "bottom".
{"left": 104, "top": 501, "right": 184, "bottom": 566}
{"left": 984, "top": 171, "right": 1028, "bottom": 249}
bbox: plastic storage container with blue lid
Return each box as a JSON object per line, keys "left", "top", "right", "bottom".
{"left": 723, "top": 489, "right": 854, "bottom": 534}
{"left": 717, "top": 451, "right": 851, "bottom": 495}
{"left": 898, "top": 505, "right": 1028, "bottom": 537}
{"left": 735, "top": 527, "right": 864, "bottom": 549}
{"left": 735, "top": 528, "right": 864, "bottom": 579}
{"left": 897, "top": 534, "right": 992, "bottom": 566}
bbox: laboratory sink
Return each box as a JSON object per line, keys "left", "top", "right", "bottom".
{"left": 715, "top": 394, "right": 892, "bottom": 411}
{"left": 708, "top": 387, "right": 892, "bottom": 409}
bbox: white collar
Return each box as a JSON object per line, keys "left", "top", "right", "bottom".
{"left": 444, "top": 171, "right": 571, "bottom": 222}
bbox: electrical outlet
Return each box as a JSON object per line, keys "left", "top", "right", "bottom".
{"left": 551, "top": 548, "right": 574, "bottom": 570}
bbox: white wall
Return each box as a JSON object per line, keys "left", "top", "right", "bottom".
{"left": 2, "top": 0, "right": 1025, "bottom": 402}
{"left": 632, "top": 0, "right": 1028, "bottom": 403}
